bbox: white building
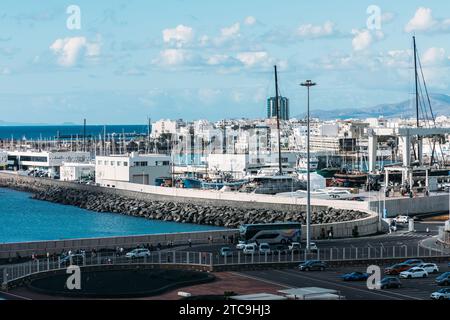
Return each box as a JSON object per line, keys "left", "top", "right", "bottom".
{"left": 6, "top": 151, "right": 91, "bottom": 176}
{"left": 151, "top": 119, "right": 178, "bottom": 138}
{"left": 60, "top": 163, "right": 95, "bottom": 182}
{"left": 95, "top": 153, "right": 171, "bottom": 187}
{"left": 0, "top": 151, "right": 7, "bottom": 169}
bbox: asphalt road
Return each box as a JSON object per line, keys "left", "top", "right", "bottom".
{"left": 237, "top": 262, "right": 450, "bottom": 300}
{"left": 181, "top": 221, "right": 444, "bottom": 255}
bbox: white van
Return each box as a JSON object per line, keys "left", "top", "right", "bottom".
{"left": 243, "top": 244, "right": 257, "bottom": 255}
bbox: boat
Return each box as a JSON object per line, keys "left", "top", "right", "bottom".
{"left": 240, "top": 168, "right": 307, "bottom": 195}
{"left": 334, "top": 172, "right": 368, "bottom": 186}
{"left": 276, "top": 187, "right": 357, "bottom": 200}
{"left": 316, "top": 167, "right": 340, "bottom": 178}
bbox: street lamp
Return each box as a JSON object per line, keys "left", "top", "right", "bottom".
{"left": 301, "top": 80, "right": 317, "bottom": 251}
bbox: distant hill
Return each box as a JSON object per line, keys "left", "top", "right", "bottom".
{"left": 296, "top": 94, "right": 450, "bottom": 120}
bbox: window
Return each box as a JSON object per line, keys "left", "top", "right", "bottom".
{"left": 104, "top": 161, "right": 109, "bottom": 166}
{"left": 124, "top": 162, "right": 128, "bottom": 167}
{"left": 98, "top": 160, "right": 103, "bottom": 165}
{"left": 117, "top": 161, "right": 121, "bottom": 166}
{"left": 111, "top": 161, "right": 115, "bottom": 166}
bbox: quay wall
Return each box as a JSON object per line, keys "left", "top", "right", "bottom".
{"left": 0, "top": 172, "right": 379, "bottom": 258}
{"left": 369, "top": 194, "right": 450, "bottom": 217}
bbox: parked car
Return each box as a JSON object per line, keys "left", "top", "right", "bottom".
{"left": 341, "top": 271, "right": 370, "bottom": 281}
{"left": 298, "top": 260, "right": 327, "bottom": 271}
{"left": 394, "top": 215, "right": 409, "bottom": 224}
{"left": 402, "top": 259, "right": 424, "bottom": 267}
{"left": 243, "top": 244, "right": 257, "bottom": 255}
{"left": 59, "top": 253, "right": 85, "bottom": 267}
{"left": 125, "top": 248, "right": 151, "bottom": 258}
{"left": 385, "top": 263, "right": 412, "bottom": 275}
{"left": 288, "top": 242, "right": 301, "bottom": 251}
{"left": 259, "top": 243, "right": 272, "bottom": 255}
{"left": 417, "top": 263, "right": 439, "bottom": 274}
{"left": 400, "top": 267, "right": 428, "bottom": 279}
{"left": 236, "top": 241, "right": 246, "bottom": 250}
{"left": 309, "top": 242, "right": 318, "bottom": 253}
{"left": 435, "top": 272, "right": 450, "bottom": 286}
{"left": 220, "top": 247, "right": 232, "bottom": 257}
{"left": 378, "top": 277, "right": 402, "bottom": 289}
{"left": 430, "top": 288, "right": 450, "bottom": 300}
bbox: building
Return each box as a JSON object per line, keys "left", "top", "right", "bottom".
{"left": 267, "top": 96, "right": 289, "bottom": 120}
{"left": 6, "top": 151, "right": 91, "bottom": 176}
{"left": 95, "top": 153, "right": 171, "bottom": 187}
{"left": 0, "top": 151, "right": 7, "bottom": 169}
{"left": 60, "top": 163, "right": 95, "bottom": 182}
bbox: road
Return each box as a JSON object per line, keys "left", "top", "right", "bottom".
{"left": 237, "top": 262, "right": 450, "bottom": 300}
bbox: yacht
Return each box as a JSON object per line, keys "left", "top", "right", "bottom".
{"left": 276, "top": 187, "right": 356, "bottom": 200}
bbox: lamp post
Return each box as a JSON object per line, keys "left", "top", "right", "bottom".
{"left": 301, "top": 80, "right": 316, "bottom": 251}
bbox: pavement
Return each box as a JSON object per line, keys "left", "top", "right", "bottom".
{"left": 238, "top": 262, "right": 450, "bottom": 300}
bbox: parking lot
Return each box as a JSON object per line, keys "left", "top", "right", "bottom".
{"left": 238, "top": 262, "right": 450, "bottom": 300}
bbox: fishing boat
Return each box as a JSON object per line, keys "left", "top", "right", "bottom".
{"left": 316, "top": 167, "right": 340, "bottom": 178}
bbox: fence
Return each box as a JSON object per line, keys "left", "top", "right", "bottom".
{"left": 2, "top": 243, "right": 450, "bottom": 288}
{"left": 0, "top": 251, "right": 213, "bottom": 287}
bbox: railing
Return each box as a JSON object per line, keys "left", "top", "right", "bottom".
{"left": 212, "top": 244, "right": 450, "bottom": 267}
{"left": 0, "top": 251, "right": 213, "bottom": 287}
{"left": 2, "top": 244, "right": 449, "bottom": 287}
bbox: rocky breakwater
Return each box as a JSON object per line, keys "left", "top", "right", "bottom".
{"left": 25, "top": 185, "right": 369, "bottom": 228}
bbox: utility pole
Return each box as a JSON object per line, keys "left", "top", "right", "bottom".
{"left": 274, "top": 65, "right": 283, "bottom": 175}
{"left": 301, "top": 80, "right": 317, "bottom": 251}
{"left": 83, "top": 118, "right": 87, "bottom": 153}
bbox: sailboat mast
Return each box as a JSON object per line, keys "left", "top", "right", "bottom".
{"left": 413, "top": 36, "right": 420, "bottom": 128}
{"left": 274, "top": 65, "right": 283, "bottom": 175}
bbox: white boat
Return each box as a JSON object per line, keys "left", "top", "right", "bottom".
{"left": 276, "top": 187, "right": 356, "bottom": 200}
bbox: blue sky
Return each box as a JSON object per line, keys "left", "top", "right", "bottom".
{"left": 0, "top": 0, "right": 449, "bottom": 124}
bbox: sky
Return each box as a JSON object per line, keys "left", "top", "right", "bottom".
{"left": 0, "top": 0, "right": 449, "bottom": 124}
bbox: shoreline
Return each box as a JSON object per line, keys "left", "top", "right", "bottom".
{"left": 0, "top": 175, "right": 369, "bottom": 229}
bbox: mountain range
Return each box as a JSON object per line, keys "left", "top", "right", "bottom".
{"left": 296, "top": 94, "right": 450, "bottom": 120}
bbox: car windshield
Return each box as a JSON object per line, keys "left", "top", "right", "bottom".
{"left": 222, "top": 248, "right": 230, "bottom": 251}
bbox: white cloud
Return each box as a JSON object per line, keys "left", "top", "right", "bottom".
{"left": 296, "top": 21, "right": 335, "bottom": 39}
{"left": 49, "top": 37, "right": 100, "bottom": 67}
{"left": 351, "top": 29, "right": 383, "bottom": 51}
{"left": 206, "top": 54, "right": 231, "bottom": 65}
{"left": 422, "top": 47, "right": 446, "bottom": 66}
{"left": 405, "top": 7, "right": 437, "bottom": 33}
{"left": 221, "top": 23, "right": 240, "bottom": 38}
{"left": 155, "top": 49, "right": 190, "bottom": 66}
{"left": 162, "top": 25, "right": 194, "bottom": 47}
{"left": 244, "top": 16, "right": 257, "bottom": 26}
{"left": 236, "top": 51, "right": 269, "bottom": 67}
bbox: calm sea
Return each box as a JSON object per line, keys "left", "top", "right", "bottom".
{"left": 0, "top": 188, "right": 224, "bottom": 243}
{"left": 0, "top": 125, "right": 150, "bottom": 140}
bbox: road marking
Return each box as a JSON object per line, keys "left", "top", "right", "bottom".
{"left": 275, "top": 270, "right": 423, "bottom": 300}
{"left": 231, "top": 272, "right": 292, "bottom": 289}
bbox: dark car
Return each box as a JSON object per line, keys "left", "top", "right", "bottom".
{"left": 298, "top": 260, "right": 327, "bottom": 271}
{"left": 59, "top": 254, "right": 85, "bottom": 267}
{"left": 379, "top": 277, "right": 402, "bottom": 289}
{"left": 385, "top": 263, "right": 412, "bottom": 275}
{"left": 341, "top": 271, "right": 370, "bottom": 281}
{"left": 436, "top": 272, "right": 450, "bottom": 286}
{"left": 401, "top": 259, "right": 424, "bottom": 267}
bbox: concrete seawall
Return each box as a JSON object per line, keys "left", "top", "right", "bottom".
{"left": 0, "top": 172, "right": 380, "bottom": 257}
{"left": 369, "top": 193, "right": 450, "bottom": 217}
